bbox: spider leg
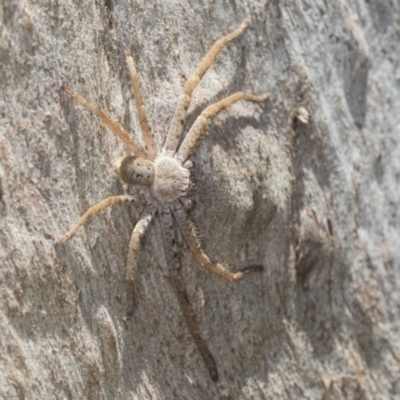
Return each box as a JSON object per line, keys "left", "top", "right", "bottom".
{"left": 175, "top": 91, "right": 269, "bottom": 163}
{"left": 162, "top": 21, "right": 249, "bottom": 156}
{"left": 126, "top": 206, "right": 155, "bottom": 316}
{"left": 160, "top": 208, "right": 219, "bottom": 382}
{"left": 62, "top": 85, "right": 147, "bottom": 158}
{"left": 158, "top": 208, "right": 177, "bottom": 268}
{"left": 124, "top": 46, "right": 159, "bottom": 159}
{"left": 172, "top": 204, "right": 262, "bottom": 282}
{"left": 57, "top": 195, "right": 137, "bottom": 244}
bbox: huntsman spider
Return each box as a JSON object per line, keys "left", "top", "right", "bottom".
{"left": 57, "top": 21, "right": 268, "bottom": 316}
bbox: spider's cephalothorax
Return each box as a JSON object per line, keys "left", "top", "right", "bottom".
{"left": 58, "top": 21, "right": 267, "bottom": 319}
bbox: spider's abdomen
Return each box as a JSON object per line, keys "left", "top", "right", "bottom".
{"left": 150, "top": 155, "right": 190, "bottom": 204}
{"left": 114, "top": 155, "right": 155, "bottom": 186}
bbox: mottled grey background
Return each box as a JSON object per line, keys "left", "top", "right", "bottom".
{"left": 0, "top": 0, "right": 399, "bottom": 398}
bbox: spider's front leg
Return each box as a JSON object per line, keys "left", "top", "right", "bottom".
{"left": 175, "top": 91, "right": 268, "bottom": 162}
{"left": 57, "top": 195, "right": 137, "bottom": 243}
{"left": 172, "top": 203, "right": 263, "bottom": 281}
{"left": 163, "top": 21, "right": 249, "bottom": 156}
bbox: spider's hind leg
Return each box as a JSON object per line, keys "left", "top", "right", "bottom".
{"left": 62, "top": 85, "right": 147, "bottom": 158}
{"left": 124, "top": 46, "right": 159, "bottom": 158}
{"left": 160, "top": 207, "right": 219, "bottom": 382}
{"left": 125, "top": 206, "right": 155, "bottom": 317}
{"left": 57, "top": 195, "right": 137, "bottom": 244}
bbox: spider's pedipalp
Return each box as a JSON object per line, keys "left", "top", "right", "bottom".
{"left": 173, "top": 205, "right": 253, "bottom": 282}
{"left": 124, "top": 45, "right": 159, "bottom": 159}
{"left": 183, "top": 160, "right": 193, "bottom": 169}
{"left": 163, "top": 21, "right": 249, "bottom": 156}
{"left": 179, "top": 197, "right": 192, "bottom": 210}
{"left": 126, "top": 206, "right": 155, "bottom": 317}
{"left": 56, "top": 195, "right": 137, "bottom": 244}
{"left": 176, "top": 92, "right": 269, "bottom": 162}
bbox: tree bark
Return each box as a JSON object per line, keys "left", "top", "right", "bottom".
{"left": 1, "top": 0, "right": 399, "bottom": 398}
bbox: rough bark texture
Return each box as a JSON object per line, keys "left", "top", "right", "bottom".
{"left": 1, "top": 0, "right": 399, "bottom": 399}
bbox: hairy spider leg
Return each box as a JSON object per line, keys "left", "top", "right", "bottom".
{"left": 160, "top": 209, "right": 219, "bottom": 382}
{"left": 158, "top": 208, "right": 177, "bottom": 268}
{"left": 176, "top": 92, "right": 269, "bottom": 162}
{"left": 162, "top": 21, "right": 249, "bottom": 156}
{"left": 57, "top": 195, "right": 136, "bottom": 244}
{"left": 124, "top": 45, "right": 159, "bottom": 159}
{"left": 126, "top": 207, "right": 155, "bottom": 316}
{"left": 173, "top": 205, "right": 250, "bottom": 282}
{"left": 62, "top": 85, "right": 147, "bottom": 158}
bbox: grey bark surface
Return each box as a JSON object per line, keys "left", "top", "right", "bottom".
{"left": 1, "top": 0, "right": 399, "bottom": 399}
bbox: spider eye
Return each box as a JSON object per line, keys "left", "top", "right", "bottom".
{"left": 114, "top": 155, "right": 155, "bottom": 187}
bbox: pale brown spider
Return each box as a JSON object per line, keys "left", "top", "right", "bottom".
{"left": 57, "top": 21, "right": 268, "bottom": 318}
